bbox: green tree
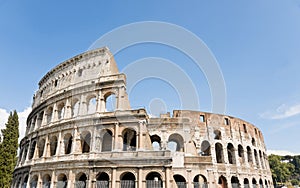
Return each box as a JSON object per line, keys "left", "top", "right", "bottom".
{"left": 268, "top": 154, "right": 295, "bottom": 184}
{"left": 0, "top": 111, "right": 19, "bottom": 187}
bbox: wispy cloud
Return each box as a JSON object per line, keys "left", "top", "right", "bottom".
{"left": 0, "top": 107, "right": 31, "bottom": 142}
{"left": 260, "top": 103, "right": 300, "bottom": 120}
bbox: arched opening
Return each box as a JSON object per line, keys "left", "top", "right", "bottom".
{"left": 16, "top": 177, "right": 22, "bottom": 188}
{"left": 238, "top": 145, "right": 245, "bottom": 163}
{"left": 23, "top": 175, "right": 29, "bottom": 188}
{"left": 57, "top": 173, "right": 68, "bottom": 188}
{"left": 42, "top": 174, "right": 51, "bottom": 188}
{"left": 122, "top": 129, "right": 137, "bottom": 151}
{"left": 200, "top": 141, "right": 211, "bottom": 156}
{"left": 105, "top": 93, "right": 116, "bottom": 112}
{"left": 101, "top": 130, "right": 113, "bottom": 152}
{"left": 146, "top": 172, "right": 163, "bottom": 188}
{"left": 22, "top": 145, "right": 28, "bottom": 162}
{"left": 30, "top": 175, "right": 38, "bottom": 188}
{"left": 247, "top": 146, "right": 253, "bottom": 164}
{"left": 264, "top": 180, "right": 268, "bottom": 188}
{"left": 252, "top": 138, "right": 256, "bottom": 146}
{"left": 46, "top": 107, "right": 53, "bottom": 124}
{"left": 244, "top": 178, "right": 249, "bottom": 188}
{"left": 259, "top": 179, "right": 263, "bottom": 188}
{"left": 215, "top": 143, "right": 224, "bottom": 163}
{"left": 214, "top": 130, "right": 222, "bottom": 140}
{"left": 252, "top": 178, "right": 257, "bottom": 188}
{"left": 227, "top": 143, "right": 236, "bottom": 164}
{"left": 259, "top": 150, "right": 264, "bottom": 169}
{"left": 81, "top": 132, "right": 91, "bottom": 153}
{"left": 28, "top": 141, "right": 36, "bottom": 160}
{"left": 37, "top": 111, "right": 44, "bottom": 128}
{"left": 193, "top": 174, "right": 207, "bottom": 188}
{"left": 64, "top": 133, "right": 73, "bottom": 154}
{"left": 150, "top": 135, "right": 161, "bottom": 151}
{"left": 72, "top": 99, "right": 80, "bottom": 117}
{"left": 96, "top": 172, "right": 109, "bottom": 188}
{"left": 57, "top": 103, "right": 65, "bottom": 120}
{"left": 120, "top": 172, "right": 136, "bottom": 188}
{"left": 167, "top": 133, "right": 184, "bottom": 152}
{"left": 38, "top": 139, "right": 45, "bottom": 158}
{"left": 50, "top": 136, "right": 58, "bottom": 156}
{"left": 231, "top": 176, "right": 240, "bottom": 188}
{"left": 218, "top": 176, "right": 228, "bottom": 188}
{"left": 254, "top": 149, "right": 260, "bottom": 167}
{"left": 88, "top": 96, "right": 97, "bottom": 114}
{"left": 76, "top": 173, "right": 87, "bottom": 188}
{"left": 173, "top": 174, "right": 187, "bottom": 188}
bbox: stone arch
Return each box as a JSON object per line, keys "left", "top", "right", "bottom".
{"left": 71, "top": 98, "right": 80, "bottom": 117}
{"left": 200, "top": 140, "right": 211, "bottom": 156}
{"left": 22, "top": 144, "right": 28, "bottom": 163}
{"left": 57, "top": 173, "right": 68, "bottom": 188}
{"left": 36, "top": 111, "right": 44, "bottom": 128}
{"left": 23, "top": 175, "right": 29, "bottom": 188}
{"left": 215, "top": 143, "right": 224, "bottom": 163}
{"left": 101, "top": 129, "right": 113, "bottom": 152}
{"left": 81, "top": 131, "right": 91, "bottom": 153}
{"left": 252, "top": 178, "right": 257, "bottom": 188}
{"left": 167, "top": 133, "right": 184, "bottom": 152}
{"left": 38, "top": 138, "right": 46, "bottom": 158}
{"left": 96, "top": 172, "right": 110, "bottom": 188}
{"left": 244, "top": 178, "right": 249, "bottom": 188}
{"left": 252, "top": 138, "right": 256, "bottom": 147}
{"left": 264, "top": 180, "right": 268, "bottom": 188}
{"left": 218, "top": 175, "right": 228, "bottom": 188}
{"left": 259, "top": 179, "right": 263, "bottom": 188}
{"left": 28, "top": 140, "right": 36, "bottom": 160}
{"left": 150, "top": 134, "right": 161, "bottom": 151}
{"left": 238, "top": 145, "right": 245, "bottom": 163}
{"left": 42, "top": 174, "right": 51, "bottom": 188}
{"left": 87, "top": 95, "right": 97, "bottom": 114}
{"left": 254, "top": 149, "right": 259, "bottom": 167}
{"left": 50, "top": 135, "right": 58, "bottom": 156}
{"left": 173, "top": 174, "right": 187, "bottom": 188}
{"left": 30, "top": 175, "right": 38, "bottom": 188}
{"left": 46, "top": 106, "right": 53, "bottom": 124}
{"left": 227, "top": 143, "right": 236, "bottom": 164}
{"left": 247, "top": 146, "right": 253, "bottom": 164}
{"left": 122, "top": 128, "right": 137, "bottom": 151}
{"left": 214, "top": 129, "right": 222, "bottom": 140}
{"left": 64, "top": 133, "right": 73, "bottom": 154}
{"left": 231, "top": 176, "right": 240, "bottom": 188}
{"left": 57, "top": 102, "right": 65, "bottom": 120}
{"left": 104, "top": 92, "right": 116, "bottom": 112}
{"left": 16, "top": 177, "right": 22, "bottom": 188}
{"left": 76, "top": 172, "right": 88, "bottom": 188}
{"left": 259, "top": 150, "right": 264, "bottom": 169}
{"left": 146, "top": 172, "right": 163, "bottom": 188}
{"left": 120, "top": 172, "right": 136, "bottom": 188}
{"left": 193, "top": 174, "right": 207, "bottom": 188}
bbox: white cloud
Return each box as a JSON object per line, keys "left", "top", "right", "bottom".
{"left": 260, "top": 103, "right": 300, "bottom": 119}
{"left": 267, "top": 149, "right": 300, "bottom": 156}
{"left": 0, "top": 107, "right": 32, "bottom": 142}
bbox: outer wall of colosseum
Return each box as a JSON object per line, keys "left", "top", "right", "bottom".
{"left": 12, "top": 47, "right": 273, "bottom": 188}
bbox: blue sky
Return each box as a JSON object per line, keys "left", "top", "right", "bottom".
{"left": 0, "top": 0, "right": 300, "bottom": 154}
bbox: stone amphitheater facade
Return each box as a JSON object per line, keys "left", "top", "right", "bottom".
{"left": 12, "top": 47, "right": 273, "bottom": 188}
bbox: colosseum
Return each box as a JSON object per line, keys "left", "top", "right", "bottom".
{"left": 12, "top": 47, "right": 273, "bottom": 188}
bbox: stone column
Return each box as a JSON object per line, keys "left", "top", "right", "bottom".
{"left": 113, "top": 122, "right": 120, "bottom": 151}
{"left": 165, "top": 166, "right": 171, "bottom": 188}
{"left": 57, "top": 131, "right": 62, "bottom": 156}
{"left": 111, "top": 167, "right": 117, "bottom": 188}
{"left": 38, "top": 172, "right": 42, "bottom": 188}
{"left": 52, "top": 103, "right": 58, "bottom": 122}
{"left": 50, "top": 171, "right": 56, "bottom": 188}
{"left": 96, "top": 90, "right": 102, "bottom": 113}
{"left": 79, "top": 95, "right": 87, "bottom": 116}
{"left": 65, "top": 98, "right": 72, "bottom": 119}
{"left": 73, "top": 127, "right": 82, "bottom": 154}
{"left": 45, "top": 136, "right": 50, "bottom": 157}
{"left": 187, "top": 169, "right": 192, "bottom": 188}
{"left": 41, "top": 111, "right": 47, "bottom": 127}
{"left": 223, "top": 144, "right": 229, "bottom": 164}
{"left": 88, "top": 169, "right": 93, "bottom": 188}
{"left": 138, "top": 168, "right": 143, "bottom": 188}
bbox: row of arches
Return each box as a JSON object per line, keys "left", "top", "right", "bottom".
{"left": 26, "top": 93, "right": 117, "bottom": 134}
{"left": 218, "top": 176, "right": 271, "bottom": 188}
{"left": 18, "top": 128, "right": 138, "bottom": 164}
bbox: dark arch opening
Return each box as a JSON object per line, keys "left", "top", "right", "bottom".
{"left": 231, "top": 176, "right": 239, "bottom": 188}
{"left": 28, "top": 141, "right": 36, "bottom": 160}
{"left": 227, "top": 143, "right": 236, "bottom": 164}
{"left": 64, "top": 133, "right": 73, "bottom": 154}
{"left": 81, "top": 132, "right": 91, "bottom": 153}
{"left": 96, "top": 172, "right": 109, "bottom": 188}
{"left": 215, "top": 143, "right": 224, "bottom": 163}
{"left": 50, "top": 136, "right": 58, "bottom": 156}
{"left": 218, "top": 176, "right": 228, "bottom": 188}
{"left": 76, "top": 173, "right": 87, "bottom": 188}
{"left": 120, "top": 172, "right": 136, "bottom": 188}
{"left": 173, "top": 174, "right": 187, "bottom": 188}
{"left": 122, "top": 129, "right": 137, "bottom": 151}
{"left": 150, "top": 135, "right": 161, "bottom": 151}
{"left": 43, "top": 174, "right": 51, "bottom": 188}
{"left": 102, "top": 130, "right": 113, "bottom": 152}
{"left": 244, "top": 179, "right": 250, "bottom": 188}
{"left": 200, "top": 141, "right": 211, "bottom": 156}
{"left": 146, "top": 172, "right": 162, "bottom": 188}
{"left": 167, "top": 133, "right": 184, "bottom": 152}
{"left": 30, "top": 175, "right": 38, "bottom": 188}
{"left": 193, "top": 174, "right": 207, "bottom": 188}
{"left": 57, "top": 174, "right": 68, "bottom": 188}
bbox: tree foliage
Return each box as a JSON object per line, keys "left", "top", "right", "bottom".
{"left": 0, "top": 111, "right": 19, "bottom": 188}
